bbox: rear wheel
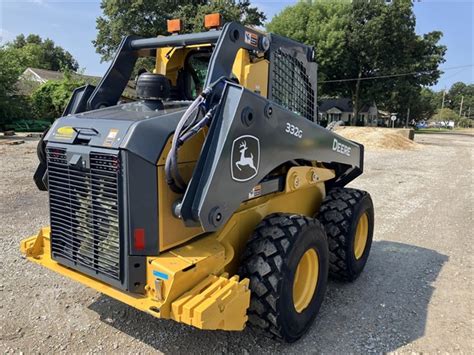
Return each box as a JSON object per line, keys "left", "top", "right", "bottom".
{"left": 238, "top": 213, "right": 329, "bottom": 342}
{"left": 317, "top": 187, "right": 374, "bottom": 281}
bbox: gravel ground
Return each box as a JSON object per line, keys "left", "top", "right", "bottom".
{"left": 1, "top": 132, "right": 472, "bottom": 353}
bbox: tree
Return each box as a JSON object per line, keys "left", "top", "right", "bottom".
{"left": 446, "top": 82, "right": 474, "bottom": 117}
{"left": 93, "top": 0, "right": 266, "bottom": 62}
{"left": 432, "top": 108, "right": 460, "bottom": 127}
{"left": 458, "top": 117, "right": 473, "bottom": 128}
{"left": 31, "top": 72, "right": 86, "bottom": 120}
{"left": 408, "top": 87, "right": 438, "bottom": 121}
{"left": 6, "top": 34, "right": 79, "bottom": 72}
{"left": 267, "top": 1, "right": 350, "bottom": 96}
{"left": 267, "top": 0, "right": 446, "bottom": 125}
{"left": 0, "top": 35, "right": 80, "bottom": 128}
{"left": 0, "top": 47, "right": 29, "bottom": 128}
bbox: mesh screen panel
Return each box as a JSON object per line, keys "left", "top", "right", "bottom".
{"left": 47, "top": 147, "right": 121, "bottom": 281}
{"left": 271, "top": 49, "right": 315, "bottom": 121}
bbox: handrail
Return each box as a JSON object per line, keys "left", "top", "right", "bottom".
{"left": 130, "top": 31, "right": 222, "bottom": 50}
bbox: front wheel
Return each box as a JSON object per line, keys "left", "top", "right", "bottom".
{"left": 238, "top": 213, "right": 329, "bottom": 342}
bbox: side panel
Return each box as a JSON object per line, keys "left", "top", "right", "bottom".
{"left": 181, "top": 83, "right": 362, "bottom": 231}
{"left": 125, "top": 151, "right": 159, "bottom": 256}
{"left": 156, "top": 131, "right": 206, "bottom": 251}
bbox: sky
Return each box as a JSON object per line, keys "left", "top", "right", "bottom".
{"left": 1, "top": 0, "right": 473, "bottom": 91}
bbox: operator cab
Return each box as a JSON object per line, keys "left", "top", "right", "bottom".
{"left": 62, "top": 13, "right": 273, "bottom": 118}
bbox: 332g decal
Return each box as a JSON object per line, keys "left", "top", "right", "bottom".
{"left": 285, "top": 122, "right": 303, "bottom": 139}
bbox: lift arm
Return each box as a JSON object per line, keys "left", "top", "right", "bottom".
{"left": 180, "top": 82, "right": 363, "bottom": 231}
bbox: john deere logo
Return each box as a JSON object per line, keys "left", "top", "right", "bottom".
{"left": 231, "top": 135, "right": 260, "bottom": 182}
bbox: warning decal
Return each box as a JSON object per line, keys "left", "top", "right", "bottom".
{"left": 244, "top": 31, "right": 258, "bottom": 47}
{"left": 103, "top": 128, "right": 119, "bottom": 147}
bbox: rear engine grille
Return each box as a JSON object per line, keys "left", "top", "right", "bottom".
{"left": 47, "top": 147, "right": 121, "bottom": 281}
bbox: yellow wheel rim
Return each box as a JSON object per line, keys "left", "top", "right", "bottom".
{"left": 292, "top": 249, "right": 319, "bottom": 313}
{"left": 354, "top": 212, "right": 369, "bottom": 260}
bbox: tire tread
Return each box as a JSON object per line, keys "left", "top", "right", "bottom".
{"left": 318, "top": 187, "right": 368, "bottom": 280}
{"left": 238, "top": 213, "right": 323, "bottom": 340}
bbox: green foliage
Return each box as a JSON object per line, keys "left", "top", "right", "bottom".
{"left": 267, "top": 0, "right": 446, "bottom": 124}
{"left": 268, "top": 1, "right": 349, "bottom": 95}
{"left": 411, "top": 83, "right": 474, "bottom": 123}
{"left": 0, "top": 48, "right": 30, "bottom": 128}
{"left": 31, "top": 73, "right": 86, "bottom": 120}
{"left": 93, "top": 0, "right": 265, "bottom": 61}
{"left": 408, "top": 87, "right": 439, "bottom": 121}
{"left": 0, "top": 34, "right": 79, "bottom": 129}
{"left": 458, "top": 117, "right": 473, "bottom": 128}
{"left": 432, "top": 108, "right": 460, "bottom": 124}
{"left": 175, "top": 0, "right": 266, "bottom": 33}
{"left": 444, "top": 82, "right": 474, "bottom": 117}
{"left": 0, "top": 48, "right": 23, "bottom": 97}
{"left": 5, "top": 34, "right": 79, "bottom": 72}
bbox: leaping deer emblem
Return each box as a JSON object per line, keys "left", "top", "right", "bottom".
{"left": 235, "top": 140, "right": 257, "bottom": 172}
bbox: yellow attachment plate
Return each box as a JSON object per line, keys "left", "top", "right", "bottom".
{"left": 146, "top": 236, "right": 226, "bottom": 317}
{"left": 20, "top": 227, "right": 250, "bottom": 331}
{"left": 20, "top": 228, "right": 164, "bottom": 316}
{"left": 171, "top": 274, "right": 250, "bottom": 330}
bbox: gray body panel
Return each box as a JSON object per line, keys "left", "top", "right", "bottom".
{"left": 45, "top": 101, "right": 190, "bottom": 164}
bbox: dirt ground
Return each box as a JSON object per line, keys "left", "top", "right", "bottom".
{"left": 0, "top": 132, "right": 472, "bottom": 354}
{"left": 335, "top": 126, "right": 418, "bottom": 150}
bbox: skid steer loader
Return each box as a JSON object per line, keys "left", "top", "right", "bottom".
{"left": 21, "top": 15, "right": 374, "bottom": 342}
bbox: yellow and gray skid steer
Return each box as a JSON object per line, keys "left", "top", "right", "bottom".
{"left": 21, "top": 15, "right": 374, "bottom": 342}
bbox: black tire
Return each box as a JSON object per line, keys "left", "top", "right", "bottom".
{"left": 317, "top": 187, "right": 374, "bottom": 281}
{"left": 37, "top": 127, "right": 49, "bottom": 164}
{"left": 238, "top": 213, "right": 329, "bottom": 342}
{"left": 34, "top": 128, "right": 50, "bottom": 191}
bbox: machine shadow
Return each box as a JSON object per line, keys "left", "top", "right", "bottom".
{"left": 88, "top": 240, "right": 448, "bottom": 353}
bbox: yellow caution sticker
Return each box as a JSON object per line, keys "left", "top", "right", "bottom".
{"left": 55, "top": 126, "right": 75, "bottom": 139}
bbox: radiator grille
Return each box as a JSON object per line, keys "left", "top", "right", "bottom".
{"left": 271, "top": 49, "right": 315, "bottom": 121}
{"left": 47, "top": 147, "right": 121, "bottom": 281}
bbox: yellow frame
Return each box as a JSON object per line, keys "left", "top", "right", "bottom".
{"left": 20, "top": 167, "right": 334, "bottom": 330}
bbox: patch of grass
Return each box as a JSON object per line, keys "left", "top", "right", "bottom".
{"left": 416, "top": 128, "right": 456, "bottom": 134}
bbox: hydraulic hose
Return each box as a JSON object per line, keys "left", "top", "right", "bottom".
{"left": 165, "top": 78, "right": 226, "bottom": 194}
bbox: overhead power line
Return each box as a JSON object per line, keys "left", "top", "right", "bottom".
{"left": 319, "top": 64, "right": 473, "bottom": 84}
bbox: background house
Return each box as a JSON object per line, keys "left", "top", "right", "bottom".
{"left": 319, "top": 98, "right": 379, "bottom": 126}
{"left": 17, "top": 68, "right": 100, "bottom": 95}
{"left": 17, "top": 67, "right": 136, "bottom": 98}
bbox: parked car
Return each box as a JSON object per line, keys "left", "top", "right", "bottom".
{"left": 415, "top": 121, "right": 427, "bottom": 129}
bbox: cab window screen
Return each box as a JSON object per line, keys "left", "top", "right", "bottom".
{"left": 188, "top": 53, "right": 211, "bottom": 97}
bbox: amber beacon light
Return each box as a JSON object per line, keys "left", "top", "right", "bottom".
{"left": 204, "top": 13, "right": 222, "bottom": 29}
{"left": 167, "top": 19, "right": 182, "bottom": 34}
